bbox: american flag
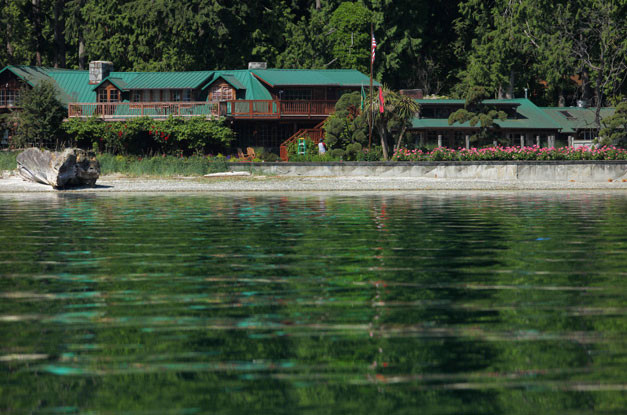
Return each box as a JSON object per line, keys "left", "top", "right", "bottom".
{"left": 371, "top": 35, "right": 376, "bottom": 64}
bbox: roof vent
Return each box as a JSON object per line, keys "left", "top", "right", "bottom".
{"left": 89, "top": 61, "right": 114, "bottom": 85}
{"left": 248, "top": 62, "right": 267, "bottom": 70}
{"left": 576, "top": 99, "right": 590, "bottom": 108}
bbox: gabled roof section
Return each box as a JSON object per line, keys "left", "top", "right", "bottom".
{"left": 91, "top": 76, "right": 130, "bottom": 91}
{"left": 412, "top": 98, "right": 562, "bottom": 130}
{"left": 251, "top": 69, "right": 379, "bottom": 88}
{"left": 0, "top": 65, "right": 56, "bottom": 87}
{"left": 541, "top": 107, "right": 615, "bottom": 133}
{"left": 202, "top": 74, "right": 246, "bottom": 91}
{"left": 123, "top": 71, "right": 213, "bottom": 90}
{"left": 210, "top": 70, "right": 272, "bottom": 100}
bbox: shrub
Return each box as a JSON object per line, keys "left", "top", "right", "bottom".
{"left": 62, "top": 116, "right": 234, "bottom": 156}
{"left": 391, "top": 145, "right": 627, "bottom": 161}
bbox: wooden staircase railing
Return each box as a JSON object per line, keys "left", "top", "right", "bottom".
{"left": 279, "top": 120, "right": 327, "bottom": 161}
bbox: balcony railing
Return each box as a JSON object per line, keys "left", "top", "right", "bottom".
{"left": 220, "top": 100, "right": 336, "bottom": 118}
{"left": 67, "top": 100, "right": 337, "bottom": 120}
{"left": 67, "top": 102, "right": 219, "bottom": 119}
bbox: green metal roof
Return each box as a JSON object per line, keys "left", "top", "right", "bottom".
{"left": 251, "top": 69, "right": 379, "bottom": 87}
{"left": 47, "top": 70, "right": 93, "bottom": 103}
{"left": 122, "top": 71, "right": 213, "bottom": 90}
{"left": 541, "top": 107, "right": 615, "bottom": 133}
{"left": 0, "top": 65, "right": 88, "bottom": 104}
{"left": 210, "top": 70, "right": 272, "bottom": 100}
{"left": 0, "top": 65, "right": 55, "bottom": 86}
{"left": 412, "top": 99, "right": 562, "bottom": 131}
{"left": 202, "top": 74, "right": 246, "bottom": 91}
{"left": 91, "top": 76, "right": 130, "bottom": 91}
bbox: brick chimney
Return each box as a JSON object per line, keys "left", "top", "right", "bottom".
{"left": 89, "top": 61, "right": 114, "bottom": 85}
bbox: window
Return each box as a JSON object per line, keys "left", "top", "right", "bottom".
{"left": 97, "top": 89, "right": 108, "bottom": 103}
{"left": 283, "top": 88, "right": 312, "bottom": 101}
{"left": 0, "top": 89, "right": 19, "bottom": 106}
{"left": 210, "top": 84, "right": 234, "bottom": 101}
{"left": 559, "top": 110, "right": 576, "bottom": 120}
{"left": 109, "top": 89, "right": 119, "bottom": 102}
{"left": 183, "top": 89, "right": 192, "bottom": 102}
{"left": 172, "top": 90, "right": 181, "bottom": 102}
{"left": 131, "top": 90, "right": 142, "bottom": 102}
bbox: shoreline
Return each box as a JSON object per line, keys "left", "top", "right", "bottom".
{"left": 1, "top": 173, "right": 627, "bottom": 193}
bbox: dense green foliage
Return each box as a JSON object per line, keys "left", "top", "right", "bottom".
{"left": 0, "top": 151, "right": 18, "bottom": 170}
{"left": 62, "top": 116, "right": 234, "bottom": 155}
{"left": 600, "top": 101, "right": 627, "bottom": 147}
{"left": 323, "top": 91, "right": 368, "bottom": 158}
{"left": 2, "top": 1, "right": 625, "bottom": 108}
{"left": 448, "top": 86, "right": 507, "bottom": 145}
{"left": 11, "top": 80, "right": 66, "bottom": 148}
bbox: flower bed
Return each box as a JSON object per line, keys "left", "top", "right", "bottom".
{"left": 391, "top": 146, "right": 627, "bottom": 161}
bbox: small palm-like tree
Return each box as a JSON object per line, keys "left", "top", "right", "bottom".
{"left": 365, "top": 86, "right": 420, "bottom": 160}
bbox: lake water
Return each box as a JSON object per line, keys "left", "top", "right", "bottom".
{"left": 0, "top": 192, "right": 625, "bottom": 414}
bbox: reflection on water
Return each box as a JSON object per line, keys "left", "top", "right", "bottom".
{"left": 0, "top": 192, "right": 626, "bottom": 414}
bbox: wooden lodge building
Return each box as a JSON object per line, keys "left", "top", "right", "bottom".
{"left": 1, "top": 60, "right": 614, "bottom": 153}
{"left": 410, "top": 98, "right": 615, "bottom": 148}
{"left": 0, "top": 61, "right": 378, "bottom": 153}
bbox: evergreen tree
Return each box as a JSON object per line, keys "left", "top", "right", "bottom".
{"left": 12, "top": 80, "right": 66, "bottom": 149}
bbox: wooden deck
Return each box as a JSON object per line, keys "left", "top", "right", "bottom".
{"left": 67, "top": 100, "right": 336, "bottom": 120}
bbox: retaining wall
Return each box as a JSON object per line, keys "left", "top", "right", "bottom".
{"left": 228, "top": 161, "right": 627, "bottom": 182}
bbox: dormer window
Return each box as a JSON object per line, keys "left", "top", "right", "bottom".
{"left": 209, "top": 84, "right": 234, "bottom": 101}
{"left": 97, "top": 85, "right": 121, "bottom": 103}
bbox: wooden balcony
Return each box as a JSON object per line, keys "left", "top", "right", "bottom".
{"left": 220, "top": 100, "right": 336, "bottom": 119}
{"left": 67, "top": 102, "right": 219, "bottom": 120}
{"left": 67, "top": 100, "right": 337, "bottom": 120}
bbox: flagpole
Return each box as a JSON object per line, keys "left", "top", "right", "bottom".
{"left": 368, "top": 23, "right": 373, "bottom": 151}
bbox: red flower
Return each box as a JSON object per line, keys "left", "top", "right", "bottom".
{"left": 118, "top": 131, "right": 123, "bottom": 137}
{"left": 164, "top": 135, "right": 169, "bottom": 141}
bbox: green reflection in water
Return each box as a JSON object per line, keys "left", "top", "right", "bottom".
{"left": 0, "top": 192, "right": 625, "bottom": 414}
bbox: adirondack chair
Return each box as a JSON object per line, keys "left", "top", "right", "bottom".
{"left": 237, "top": 148, "right": 254, "bottom": 161}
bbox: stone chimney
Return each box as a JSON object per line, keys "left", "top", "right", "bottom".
{"left": 89, "top": 61, "right": 114, "bottom": 85}
{"left": 248, "top": 62, "right": 267, "bottom": 70}
{"left": 399, "top": 89, "right": 424, "bottom": 99}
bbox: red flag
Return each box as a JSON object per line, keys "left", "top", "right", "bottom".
{"left": 378, "top": 87, "right": 384, "bottom": 113}
{"left": 371, "top": 35, "right": 377, "bottom": 64}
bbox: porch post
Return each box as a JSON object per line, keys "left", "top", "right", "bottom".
{"left": 437, "top": 134, "right": 442, "bottom": 148}
{"left": 465, "top": 134, "right": 470, "bottom": 149}
{"left": 568, "top": 136, "right": 574, "bottom": 147}
{"left": 520, "top": 134, "right": 524, "bottom": 147}
{"left": 536, "top": 135, "right": 540, "bottom": 147}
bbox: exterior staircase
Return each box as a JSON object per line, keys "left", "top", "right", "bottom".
{"left": 279, "top": 120, "right": 326, "bottom": 161}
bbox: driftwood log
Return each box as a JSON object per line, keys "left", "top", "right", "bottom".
{"left": 16, "top": 148, "right": 100, "bottom": 188}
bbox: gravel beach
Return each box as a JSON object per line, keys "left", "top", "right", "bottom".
{"left": 1, "top": 171, "right": 627, "bottom": 193}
